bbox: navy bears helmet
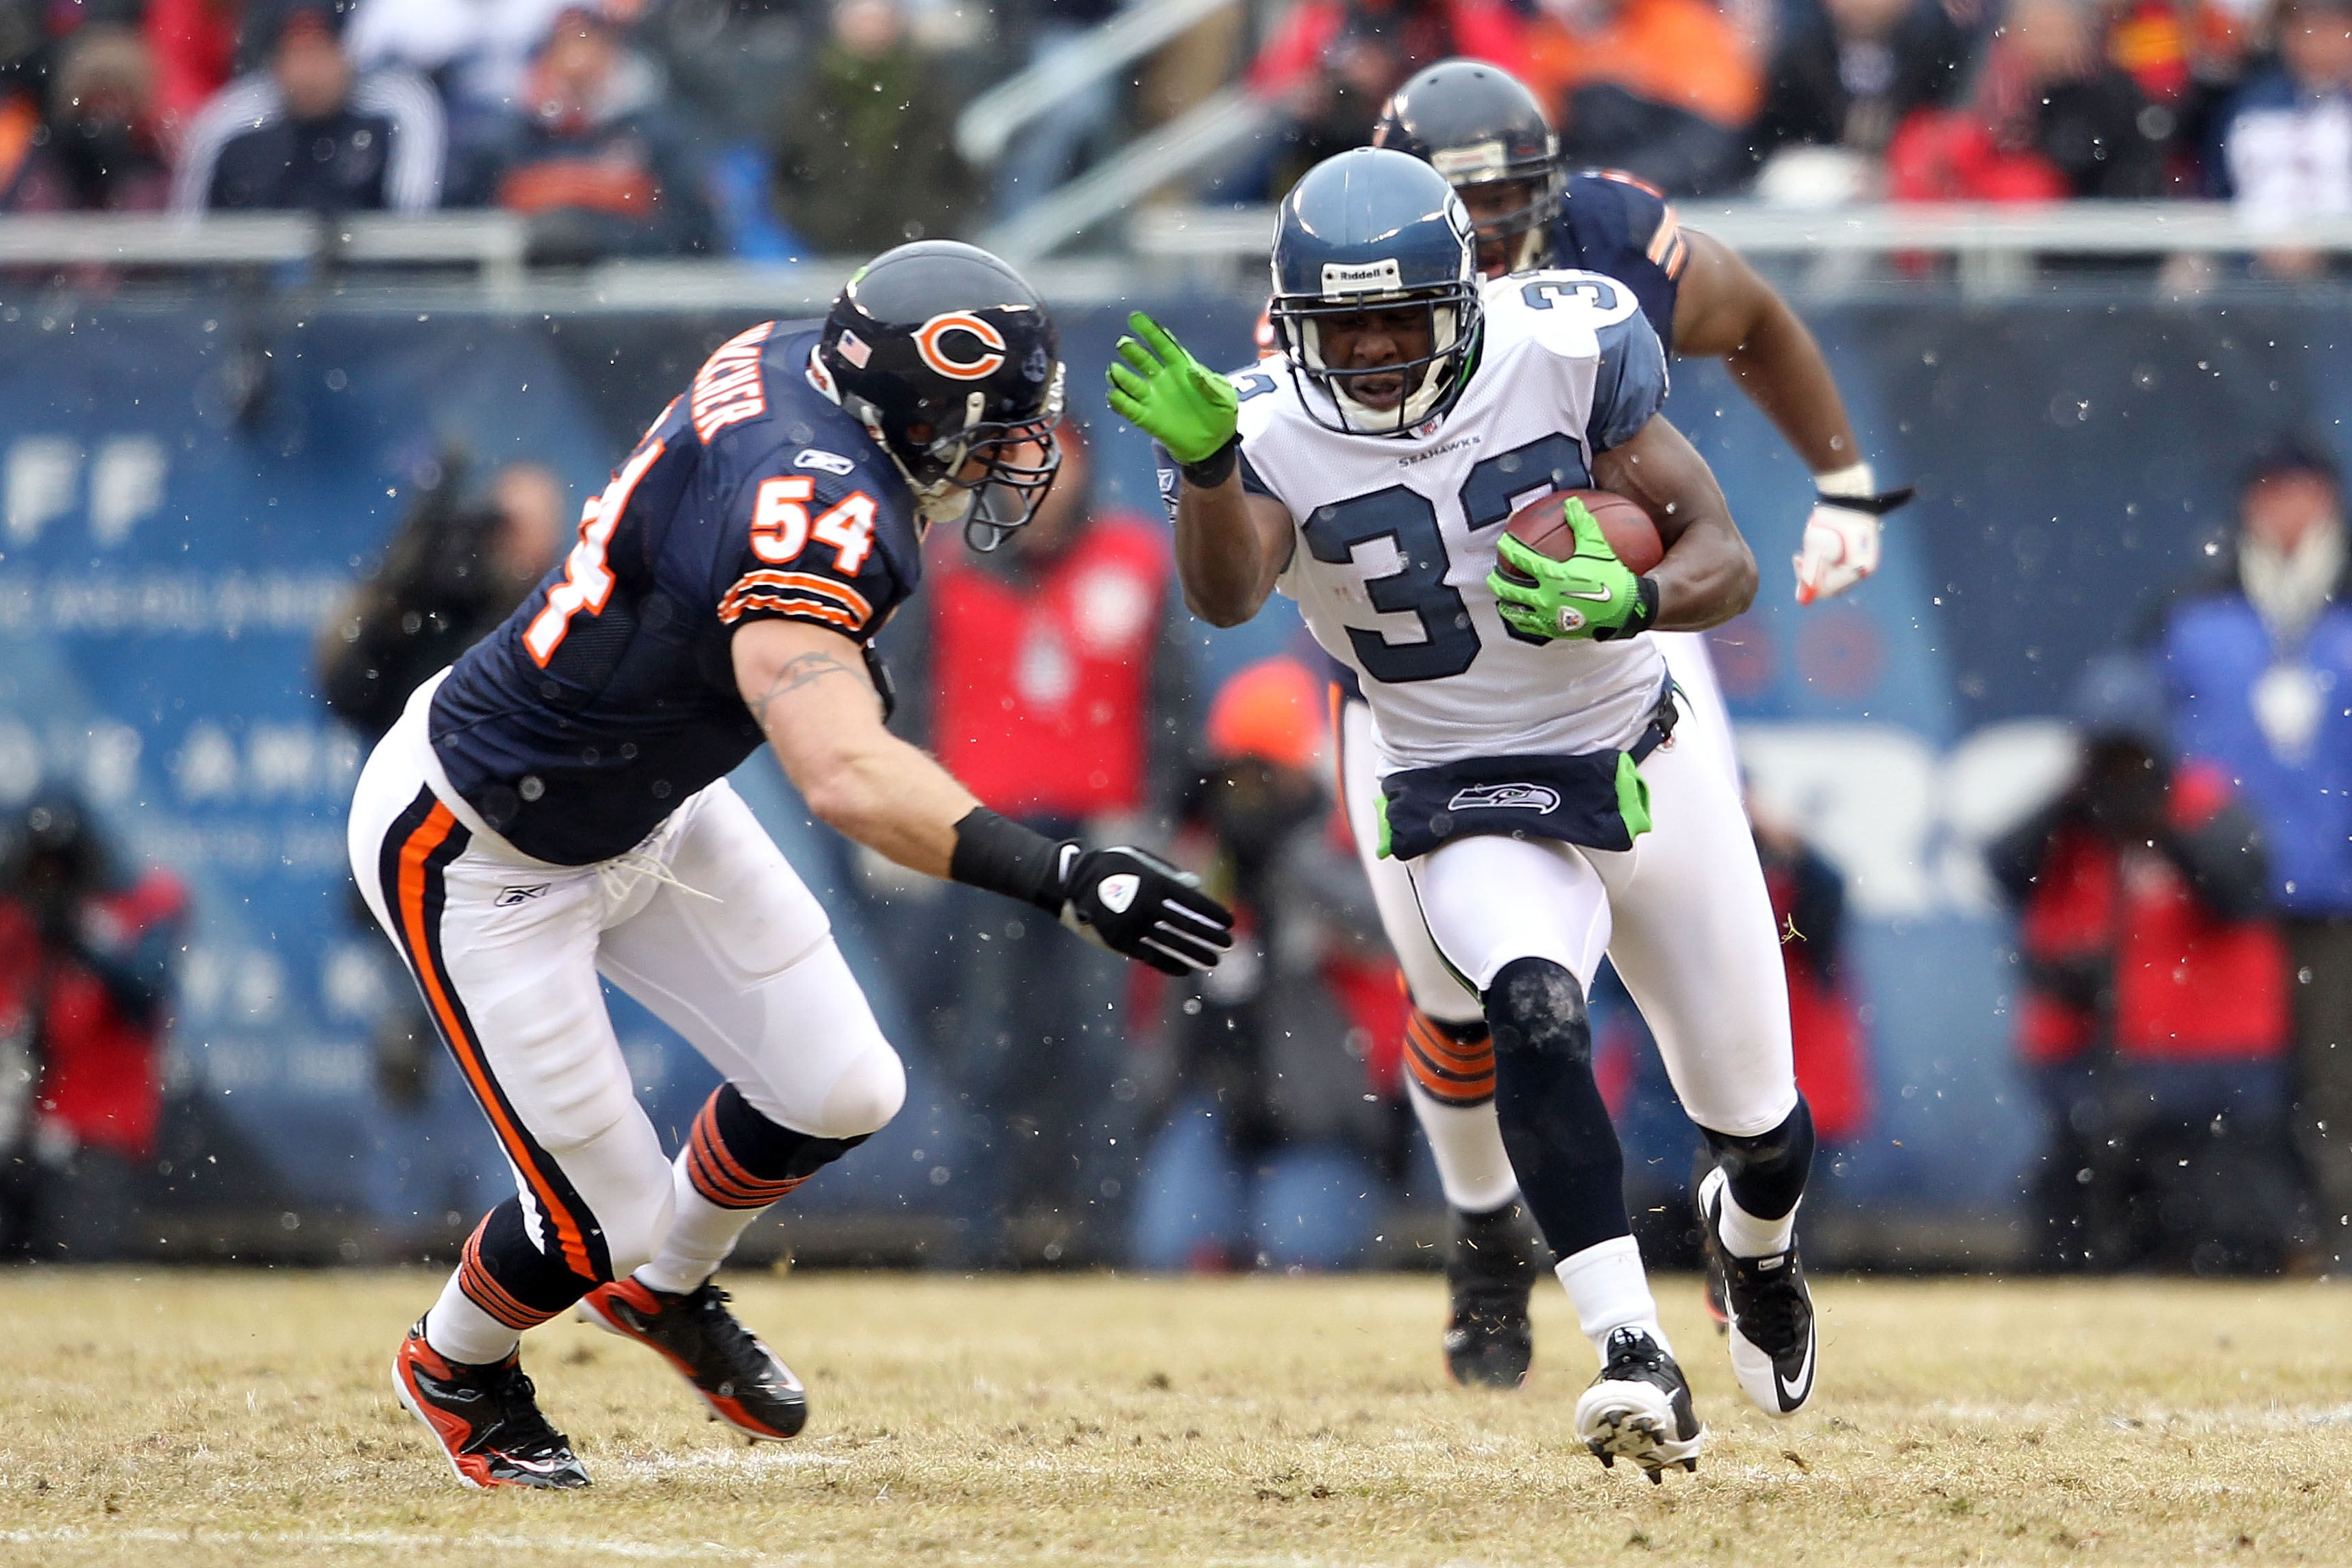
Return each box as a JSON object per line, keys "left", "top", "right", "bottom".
{"left": 817, "top": 240, "right": 1065, "bottom": 550}
{"left": 1268, "top": 148, "right": 1483, "bottom": 438}
{"left": 1375, "top": 60, "right": 1563, "bottom": 275}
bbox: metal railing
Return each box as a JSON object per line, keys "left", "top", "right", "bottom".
{"left": 952, "top": 0, "right": 1242, "bottom": 168}
{"left": 5, "top": 203, "right": 2351, "bottom": 306}
{"left": 0, "top": 211, "right": 529, "bottom": 289}
{"left": 980, "top": 88, "right": 1275, "bottom": 265}
{"left": 1131, "top": 200, "right": 2352, "bottom": 293}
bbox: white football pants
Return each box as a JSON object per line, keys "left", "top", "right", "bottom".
{"left": 1337, "top": 632, "right": 1794, "bottom": 1212}
{"left": 348, "top": 677, "right": 906, "bottom": 1286}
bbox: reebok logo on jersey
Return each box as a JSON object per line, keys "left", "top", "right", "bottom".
{"left": 1097, "top": 873, "right": 1140, "bottom": 914}
{"left": 497, "top": 884, "right": 552, "bottom": 906}
{"left": 1321, "top": 258, "right": 1404, "bottom": 295}
{"left": 1446, "top": 783, "right": 1562, "bottom": 814}
{"left": 794, "top": 448, "right": 856, "bottom": 476}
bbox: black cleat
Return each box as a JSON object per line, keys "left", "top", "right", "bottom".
{"left": 579, "top": 1278, "right": 808, "bottom": 1441}
{"left": 393, "top": 1319, "right": 591, "bottom": 1490}
{"left": 1573, "top": 1326, "right": 1706, "bottom": 1480}
{"left": 1442, "top": 1202, "right": 1545, "bottom": 1389}
{"left": 1697, "top": 1166, "right": 1817, "bottom": 1414}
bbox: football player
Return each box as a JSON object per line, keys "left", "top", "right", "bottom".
{"left": 349, "top": 240, "right": 1233, "bottom": 1489}
{"left": 1348, "top": 59, "right": 1907, "bottom": 1389}
{"left": 1109, "top": 149, "right": 1815, "bottom": 1479}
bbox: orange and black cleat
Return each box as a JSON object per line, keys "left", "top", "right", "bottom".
{"left": 579, "top": 1279, "right": 808, "bottom": 1441}
{"left": 392, "top": 1320, "right": 591, "bottom": 1490}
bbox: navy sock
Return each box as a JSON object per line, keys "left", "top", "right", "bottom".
{"left": 1483, "top": 956, "right": 1631, "bottom": 1262}
{"left": 1703, "top": 1097, "right": 1816, "bottom": 1222}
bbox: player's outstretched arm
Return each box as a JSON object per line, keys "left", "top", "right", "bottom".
{"left": 1104, "top": 313, "right": 1294, "bottom": 627}
{"left": 1672, "top": 232, "right": 1856, "bottom": 476}
{"left": 1672, "top": 229, "right": 1910, "bottom": 605}
{"left": 733, "top": 618, "right": 1234, "bottom": 974}
{"left": 1592, "top": 412, "right": 1757, "bottom": 632}
{"left": 734, "top": 617, "right": 978, "bottom": 875}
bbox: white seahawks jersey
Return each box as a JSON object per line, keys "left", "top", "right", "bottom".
{"left": 1235, "top": 269, "right": 1672, "bottom": 771}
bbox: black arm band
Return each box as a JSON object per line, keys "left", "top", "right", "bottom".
{"left": 1593, "top": 576, "right": 1661, "bottom": 642}
{"left": 948, "top": 806, "right": 1069, "bottom": 913}
{"left": 1178, "top": 436, "right": 1241, "bottom": 490}
{"left": 1816, "top": 484, "right": 1916, "bottom": 517}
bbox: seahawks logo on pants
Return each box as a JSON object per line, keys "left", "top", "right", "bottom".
{"left": 1446, "top": 783, "right": 1562, "bottom": 813}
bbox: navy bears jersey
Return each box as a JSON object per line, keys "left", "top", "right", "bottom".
{"left": 430, "top": 321, "right": 922, "bottom": 866}
{"left": 1552, "top": 171, "right": 1686, "bottom": 356}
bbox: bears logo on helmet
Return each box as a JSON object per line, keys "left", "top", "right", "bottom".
{"left": 914, "top": 313, "right": 1009, "bottom": 380}
{"left": 817, "top": 242, "right": 1065, "bottom": 549}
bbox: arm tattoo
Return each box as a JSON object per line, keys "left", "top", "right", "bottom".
{"left": 749, "top": 651, "right": 860, "bottom": 730}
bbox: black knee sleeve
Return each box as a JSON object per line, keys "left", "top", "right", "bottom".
{"left": 1484, "top": 956, "right": 1628, "bottom": 1261}
{"left": 1703, "top": 1096, "right": 1816, "bottom": 1223}
{"left": 687, "top": 1083, "right": 870, "bottom": 1210}
{"left": 1487, "top": 957, "right": 1594, "bottom": 1067}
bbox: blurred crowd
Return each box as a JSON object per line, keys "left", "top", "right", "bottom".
{"left": 4, "top": 0, "right": 2350, "bottom": 264}
{"left": 5, "top": 414, "right": 2351, "bottom": 1276}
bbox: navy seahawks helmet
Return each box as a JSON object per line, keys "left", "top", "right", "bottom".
{"left": 817, "top": 240, "right": 1065, "bottom": 550}
{"left": 1374, "top": 60, "right": 1561, "bottom": 275}
{"left": 1268, "top": 148, "right": 1483, "bottom": 438}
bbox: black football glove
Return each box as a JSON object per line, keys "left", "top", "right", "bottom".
{"left": 1053, "top": 843, "right": 1234, "bottom": 975}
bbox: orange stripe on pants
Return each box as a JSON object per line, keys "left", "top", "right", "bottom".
{"left": 395, "top": 802, "right": 597, "bottom": 1280}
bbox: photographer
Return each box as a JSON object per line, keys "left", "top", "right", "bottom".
{"left": 317, "top": 455, "right": 567, "bottom": 745}
{"left": 1990, "top": 655, "right": 2305, "bottom": 1273}
{"left": 315, "top": 456, "right": 566, "bottom": 1115}
{"left": 0, "top": 788, "right": 187, "bottom": 1261}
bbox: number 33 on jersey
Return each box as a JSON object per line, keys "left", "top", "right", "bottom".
{"left": 1214, "top": 269, "right": 1674, "bottom": 769}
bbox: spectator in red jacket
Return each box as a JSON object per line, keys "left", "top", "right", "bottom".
{"left": 1989, "top": 655, "right": 2307, "bottom": 1274}
{"left": 1888, "top": 0, "right": 2172, "bottom": 201}
{"left": 875, "top": 421, "right": 1200, "bottom": 1267}
{"left": 0, "top": 787, "right": 188, "bottom": 1262}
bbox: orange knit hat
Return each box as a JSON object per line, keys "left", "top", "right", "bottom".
{"left": 1206, "top": 656, "right": 1324, "bottom": 772}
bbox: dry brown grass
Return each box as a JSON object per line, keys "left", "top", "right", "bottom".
{"left": 0, "top": 1269, "right": 2347, "bottom": 1566}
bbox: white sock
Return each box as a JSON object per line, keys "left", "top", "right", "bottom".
{"left": 1715, "top": 1179, "right": 1800, "bottom": 1260}
{"left": 636, "top": 1180, "right": 765, "bottom": 1297}
{"left": 423, "top": 1270, "right": 522, "bottom": 1366}
{"left": 1406, "top": 1080, "right": 1522, "bottom": 1214}
{"left": 1556, "top": 1235, "right": 1668, "bottom": 1361}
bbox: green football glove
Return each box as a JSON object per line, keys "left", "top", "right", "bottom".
{"left": 1105, "top": 312, "right": 1239, "bottom": 468}
{"left": 1487, "top": 497, "right": 1657, "bottom": 642}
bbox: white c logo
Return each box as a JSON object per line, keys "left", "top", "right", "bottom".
{"left": 914, "top": 312, "right": 1008, "bottom": 381}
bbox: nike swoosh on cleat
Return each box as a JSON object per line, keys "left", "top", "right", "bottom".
{"left": 1772, "top": 1332, "right": 1816, "bottom": 1413}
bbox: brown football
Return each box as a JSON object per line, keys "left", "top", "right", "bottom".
{"left": 1496, "top": 488, "right": 1664, "bottom": 580}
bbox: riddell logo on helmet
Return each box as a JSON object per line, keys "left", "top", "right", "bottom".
{"left": 1431, "top": 141, "right": 1509, "bottom": 180}
{"left": 915, "top": 312, "right": 1008, "bottom": 380}
{"left": 1321, "top": 258, "right": 1404, "bottom": 295}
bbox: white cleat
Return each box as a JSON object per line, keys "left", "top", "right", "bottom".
{"left": 1698, "top": 1166, "right": 1818, "bottom": 1415}
{"left": 1573, "top": 1326, "right": 1706, "bottom": 1482}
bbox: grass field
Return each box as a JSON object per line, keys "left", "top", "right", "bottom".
{"left": 1, "top": 1269, "right": 2348, "bottom": 1567}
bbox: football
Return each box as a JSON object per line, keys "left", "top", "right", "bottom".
{"left": 1496, "top": 488, "right": 1665, "bottom": 580}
